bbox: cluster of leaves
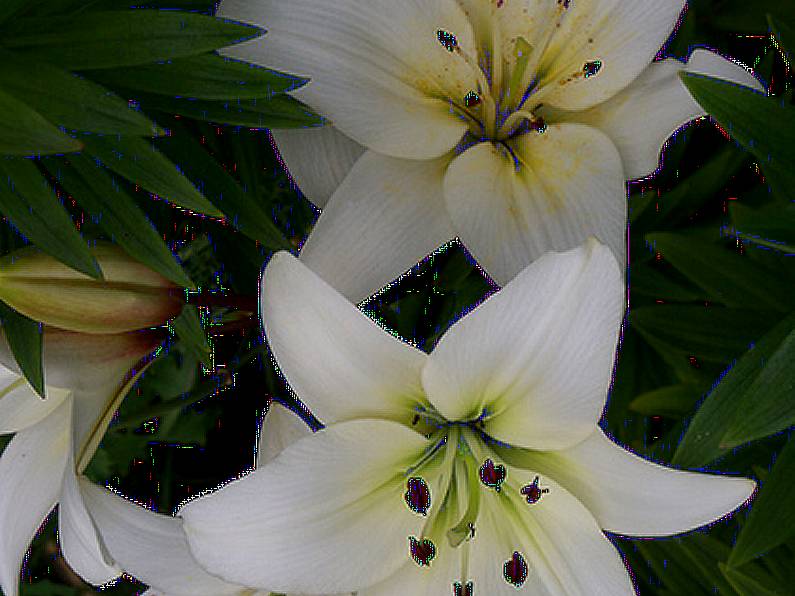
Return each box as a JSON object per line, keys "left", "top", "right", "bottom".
{"left": 0, "top": 1, "right": 792, "bottom": 595}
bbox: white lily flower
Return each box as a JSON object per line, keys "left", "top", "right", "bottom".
{"left": 180, "top": 241, "right": 755, "bottom": 595}
{"left": 81, "top": 401, "right": 350, "bottom": 596}
{"left": 0, "top": 329, "right": 162, "bottom": 596}
{"left": 219, "top": 0, "right": 764, "bottom": 302}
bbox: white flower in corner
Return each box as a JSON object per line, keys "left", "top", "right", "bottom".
{"left": 81, "top": 401, "right": 350, "bottom": 596}
{"left": 0, "top": 329, "right": 161, "bottom": 596}
{"left": 180, "top": 241, "right": 755, "bottom": 595}
{"left": 219, "top": 0, "right": 765, "bottom": 302}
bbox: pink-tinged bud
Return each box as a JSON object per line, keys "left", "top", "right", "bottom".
{"left": 0, "top": 244, "right": 184, "bottom": 334}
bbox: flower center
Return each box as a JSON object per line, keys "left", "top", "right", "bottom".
{"left": 436, "top": 0, "right": 602, "bottom": 145}
{"left": 403, "top": 415, "right": 550, "bottom": 593}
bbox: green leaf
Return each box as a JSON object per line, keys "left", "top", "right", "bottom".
{"left": 4, "top": 10, "right": 262, "bottom": 70}
{"left": 0, "top": 159, "right": 101, "bottom": 278}
{"left": 629, "top": 383, "right": 705, "bottom": 418}
{"left": 730, "top": 437, "right": 795, "bottom": 567}
{"left": 139, "top": 93, "right": 323, "bottom": 128}
{"left": 0, "top": 50, "right": 161, "bottom": 136}
{"left": 673, "top": 312, "right": 795, "bottom": 468}
{"left": 712, "top": 0, "right": 795, "bottom": 33}
{"left": 19, "top": 579, "right": 79, "bottom": 596}
{"left": 732, "top": 203, "right": 795, "bottom": 254}
{"left": 630, "top": 305, "right": 779, "bottom": 364}
{"left": 43, "top": 154, "right": 194, "bottom": 287}
{"left": 720, "top": 564, "right": 785, "bottom": 596}
{"left": 0, "top": 301, "right": 44, "bottom": 398}
{"left": 81, "top": 135, "right": 223, "bottom": 217}
{"left": 646, "top": 232, "right": 792, "bottom": 311}
{"left": 170, "top": 305, "right": 211, "bottom": 367}
{"left": 155, "top": 129, "right": 291, "bottom": 250}
{"left": 720, "top": 326, "right": 795, "bottom": 448}
{"left": 0, "top": 89, "right": 83, "bottom": 156}
{"left": 630, "top": 263, "right": 708, "bottom": 303}
{"left": 768, "top": 15, "right": 795, "bottom": 62}
{"left": 680, "top": 73, "right": 795, "bottom": 200}
{"left": 93, "top": 53, "right": 305, "bottom": 100}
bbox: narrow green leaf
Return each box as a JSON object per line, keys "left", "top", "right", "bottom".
{"left": 721, "top": 327, "right": 795, "bottom": 448}
{"left": 768, "top": 15, "right": 795, "bottom": 62}
{"left": 646, "top": 232, "right": 792, "bottom": 311}
{"left": 680, "top": 73, "right": 795, "bottom": 200}
{"left": 4, "top": 11, "right": 262, "bottom": 70}
{"left": 0, "top": 301, "right": 44, "bottom": 398}
{"left": 170, "top": 305, "right": 211, "bottom": 367}
{"left": 0, "top": 159, "right": 100, "bottom": 278}
{"left": 732, "top": 203, "right": 795, "bottom": 254}
{"left": 720, "top": 564, "right": 784, "bottom": 596}
{"left": 139, "top": 93, "right": 323, "bottom": 128}
{"left": 93, "top": 53, "right": 305, "bottom": 100}
{"left": 155, "top": 129, "right": 291, "bottom": 250}
{"left": 629, "top": 383, "right": 705, "bottom": 418}
{"left": 673, "top": 312, "right": 795, "bottom": 468}
{"left": 0, "top": 0, "right": 33, "bottom": 26}
{"left": 43, "top": 154, "right": 194, "bottom": 288}
{"left": 81, "top": 136, "right": 223, "bottom": 218}
{"left": 630, "top": 305, "right": 779, "bottom": 364}
{"left": 630, "top": 264, "right": 706, "bottom": 302}
{"left": 730, "top": 438, "right": 795, "bottom": 566}
{"left": 0, "top": 89, "right": 83, "bottom": 156}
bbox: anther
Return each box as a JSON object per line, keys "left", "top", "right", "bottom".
{"left": 479, "top": 459, "right": 506, "bottom": 491}
{"left": 503, "top": 551, "right": 529, "bottom": 587}
{"left": 409, "top": 536, "right": 436, "bottom": 566}
{"left": 454, "top": 581, "right": 474, "bottom": 596}
{"left": 437, "top": 30, "right": 458, "bottom": 52}
{"left": 405, "top": 477, "right": 431, "bottom": 516}
{"left": 583, "top": 60, "right": 602, "bottom": 78}
{"left": 521, "top": 476, "right": 550, "bottom": 504}
{"left": 464, "top": 91, "right": 482, "bottom": 108}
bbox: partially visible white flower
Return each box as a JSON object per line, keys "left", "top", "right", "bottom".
{"left": 81, "top": 401, "right": 351, "bottom": 596}
{"left": 0, "top": 329, "right": 161, "bottom": 596}
{"left": 180, "top": 243, "right": 755, "bottom": 595}
{"left": 221, "top": 0, "right": 765, "bottom": 302}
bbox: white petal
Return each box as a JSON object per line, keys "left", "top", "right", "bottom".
{"left": 79, "top": 479, "right": 244, "bottom": 596}
{"left": 422, "top": 240, "right": 623, "bottom": 451}
{"left": 0, "top": 379, "right": 71, "bottom": 434}
{"left": 255, "top": 401, "right": 313, "bottom": 467}
{"left": 261, "top": 252, "right": 428, "bottom": 425}
{"left": 271, "top": 126, "right": 364, "bottom": 209}
{"left": 219, "top": 0, "right": 475, "bottom": 159}
{"left": 58, "top": 465, "right": 120, "bottom": 585}
{"left": 532, "top": 428, "right": 756, "bottom": 537}
{"left": 469, "top": 475, "right": 635, "bottom": 595}
{"left": 444, "top": 125, "right": 626, "bottom": 286}
{"left": 573, "top": 49, "right": 766, "bottom": 180}
{"left": 537, "top": 0, "right": 686, "bottom": 110}
{"left": 181, "top": 420, "right": 431, "bottom": 594}
{"left": 0, "top": 398, "right": 71, "bottom": 596}
{"left": 300, "top": 151, "right": 454, "bottom": 303}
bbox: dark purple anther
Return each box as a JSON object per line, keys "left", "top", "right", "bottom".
{"left": 453, "top": 581, "right": 474, "bottom": 596}
{"left": 464, "top": 91, "right": 482, "bottom": 108}
{"left": 405, "top": 477, "right": 431, "bottom": 516}
{"left": 503, "top": 551, "right": 529, "bottom": 587}
{"left": 521, "top": 476, "right": 550, "bottom": 504}
{"left": 437, "top": 29, "right": 458, "bottom": 52}
{"left": 479, "top": 458, "right": 506, "bottom": 491}
{"left": 583, "top": 60, "right": 603, "bottom": 78}
{"left": 409, "top": 536, "right": 436, "bottom": 567}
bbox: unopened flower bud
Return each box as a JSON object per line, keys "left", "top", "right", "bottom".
{"left": 0, "top": 244, "right": 184, "bottom": 334}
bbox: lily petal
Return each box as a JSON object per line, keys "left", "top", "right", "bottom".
{"left": 261, "top": 252, "right": 428, "bottom": 425}
{"left": 58, "top": 461, "right": 120, "bottom": 585}
{"left": 0, "top": 364, "right": 70, "bottom": 433}
{"left": 79, "top": 479, "right": 245, "bottom": 596}
{"left": 271, "top": 126, "right": 365, "bottom": 209}
{"left": 0, "top": 398, "right": 71, "bottom": 596}
{"left": 444, "top": 124, "right": 626, "bottom": 286}
{"left": 256, "top": 401, "right": 312, "bottom": 467}
{"left": 572, "top": 49, "right": 765, "bottom": 180}
{"left": 422, "top": 240, "right": 623, "bottom": 451}
{"left": 532, "top": 428, "right": 756, "bottom": 537}
{"left": 470, "top": 475, "right": 635, "bottom": 595}
{"left": 538, "top": 0, "right": 686, "bottom": 111}
{"left": 181, "top": 420, "right": 432, "bottom": 594}
{"left": 219, "top": 0, "right": 475, "bottom": 159}
{"left": 300, "top": 151, "right": 454, "bottom": 303}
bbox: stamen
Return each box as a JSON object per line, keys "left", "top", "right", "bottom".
{"left": 453, "top": 581, "right": 474, "bottom": 596}
{"left": 496, "top": 109, "right": 545, "bottom": 139}
{"left": 405, "top": 477, "right": 431, "bottom": 515}
{"left": 464, "top": 91, "right": 482, "bottom": 108}
{"left": 583, "top": 60, "right": 603, "bottom": 78}
{"left": 506, "top": 37, "right": 533, "bottom": 103}
{"left": 503, "top": 551, "right": 529, "bottom": 587}
{"left": 448, "top": 456, "right": 481, "bottom": 547}
{"left": 520, "top": 476, "right": 550, "bottom": 504}
{"left": 478, "top": 458, "right": 506, "bottom": 492}
{"left": 437, "top": 29, "right": 459, "bottom": 52}
{"left": 409, "top": 536, "right": 436, "bottom": 567}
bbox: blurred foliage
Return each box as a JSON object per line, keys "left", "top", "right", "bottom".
{"left": 0, "top": 0, "right": 792, "bottom": 594}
